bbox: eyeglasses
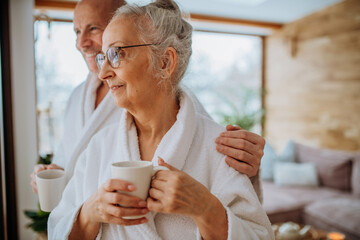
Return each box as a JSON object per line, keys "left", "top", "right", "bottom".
{"left": 95, "top": 43, "right": 153, "bottom": 70}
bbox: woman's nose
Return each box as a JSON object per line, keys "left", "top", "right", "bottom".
{"left": 98, "top": 61, "right": 115, "bottom": 82}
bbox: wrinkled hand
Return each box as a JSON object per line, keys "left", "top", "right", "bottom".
{"left": 147, "top": 158, "right": 213, "bottom": 219}
{"left": 215, "top": 125, "right": 265, "bottom": 177}
{"left": 30, "top": 163, "right": 64, "bottom": 194}
{"left": 79, "top": 179, "right": 149, "bottom": 226}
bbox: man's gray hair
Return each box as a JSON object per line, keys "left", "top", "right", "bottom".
{"left": 112, "top": 0, "right": 193, "bottom": 93}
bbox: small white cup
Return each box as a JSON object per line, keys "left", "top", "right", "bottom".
{"left": 111, "top": 161, "right": 169, "bottom": 219}
{"left": 36, "top": 169, "right": 66, "bottom": 212}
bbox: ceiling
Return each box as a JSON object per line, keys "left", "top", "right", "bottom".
{"left": 41, "top": 0, "right": 343, "bottom": 24}
{"left": 126, "top": 0, "right": 343, "bottom": 24}
{"left": 36, "top": 0, "right": 344, "bottom": 35}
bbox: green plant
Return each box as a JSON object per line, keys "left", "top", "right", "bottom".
{"left": 24, "top": 153, "right": 53, "bottom": 234}
{"left": 216, "top": 87, "right": 264, "bottom": 131}
{"left": 24, "top": 205, "right": 50, "bottom": 233}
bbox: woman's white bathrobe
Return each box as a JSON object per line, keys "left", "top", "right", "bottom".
{"left": 51, "top": 74, "right": 262, "bottom": 202}
{"left": 48, "top": 92, "right": 273, "bottom": 240}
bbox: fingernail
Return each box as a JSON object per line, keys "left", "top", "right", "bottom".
{"left": 215, "top": 137, "right": 219, "bottom": 143}
{"left": 141, "top": 209, "right": 149, "bottom": 214}
{"left": 128, "top": 185, "right": 136, "bottom": 191}
{"left": 220, "top": 132, "right": 226, "bottom": 137}
{"left": 138, "top": 201, "right": 147, "bottom": 207}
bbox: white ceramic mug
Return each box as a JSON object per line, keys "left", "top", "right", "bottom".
{"left": 36, "top": 169, "right": 66, "bottom": 212}
{"left": 111, "top": 161, "right": 169, "bottom": 219}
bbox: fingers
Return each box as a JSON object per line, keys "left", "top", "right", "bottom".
{"left": 104, "top": 179, "right": 137, "bottom": 193}
{"left": 104, "top": 213, "right": 148, "bottom": 226}
{"left": 47, "top": 164, "right": 64, "bottom": 170}
{"left": 220, "top": 130, "right": 264, "bottom": 145}
{"left": 30, "top": 177, "right": 38, "bottom": 194}
{"left": 104, "top": 204, "right": 149, "bottom": 218}
{"left": 225, "top": 124, "right": 242, "bottom": 131}
{"left": 158, "top": 157, "right": 178, "bottom": 171}
{"left": 216, "top": 137, "right": 258, "bottom": 156}
{"left": 30, "top": 164, "right": 47, "bottom": 194}
{"left": 104, "top": 191, "right": 147, "bottom": 208}
{"left": 225, "top": 156, "right": 257, "bottom": 178}
{"left": 149, "top": 188, "right": 163, "bottom": 200}
{"left": 151, "top": 179, "right": 167, "bottom": 190}
{"left": 216, "top": 145, "right": 258, "bottom": 166}
{"left": 147, "top": 197, "right": 164, "bottom": 213}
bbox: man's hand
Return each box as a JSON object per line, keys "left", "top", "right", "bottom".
{"left": 215, "top": 125, "right": 265, "bottom": 177}
{"left": 30, "top": 163, "right": 64, "bottom": 194}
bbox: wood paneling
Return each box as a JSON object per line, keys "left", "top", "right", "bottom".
{"left": 264, "top": 0, "right": 360, "bottom": 152}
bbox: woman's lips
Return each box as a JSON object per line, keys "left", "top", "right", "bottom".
{"left": 110, "top": 84, "right": 124, "bottom": 92}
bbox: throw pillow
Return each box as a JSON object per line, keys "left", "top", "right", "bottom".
{"left": 261, "top": 140, "right": 296, "bottom": 181}
{"left": 278, "top": 140, "right": 296, "bottom": 163}
{"left": 351, "top": 154, "right": 360, "bottom": 197}
{"left": 274, "top": 162, "right": 319, "bottom": 187}
{"left": 261, "top": 142, "right": 278, "bottom": 180}
{"left": 295, "top": 142, "right": 353, "bottom": 192}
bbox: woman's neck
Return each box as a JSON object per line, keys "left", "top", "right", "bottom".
{"left": 131, "top": 91, "right": 180, "bottom": 161}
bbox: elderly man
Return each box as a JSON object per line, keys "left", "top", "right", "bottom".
{"left": 30, "top": 0, "right": 265, "bottom": 199}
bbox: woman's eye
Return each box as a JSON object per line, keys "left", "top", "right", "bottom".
{"left": 119, "top": 49, "right": 126, "bottom": 58}
{"left": 90, "top": 26, "right": 97, "bottom": 31}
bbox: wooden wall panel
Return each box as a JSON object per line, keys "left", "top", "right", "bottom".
{"left": 264, "top": 0, "right": 360, "bottom": 152}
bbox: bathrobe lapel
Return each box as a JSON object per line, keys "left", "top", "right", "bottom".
{"left": 114, "top": 92, "right": 197, "bottom": 239}
{"left": 66, "top": 78, "right": 118, "bottom": 180}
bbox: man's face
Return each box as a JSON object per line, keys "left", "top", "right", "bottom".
{"left": 73, "top": 2, "right": 108, "bottom": 73}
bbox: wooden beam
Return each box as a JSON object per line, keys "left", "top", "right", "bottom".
{"left": 34, "top": 1, "right": 283, "bottom": 30}
{"left": 35, "top": 0, "right": 77, "bottom": 11}
{"left": 190, "top": 13, "right": 283, "bottom": 30}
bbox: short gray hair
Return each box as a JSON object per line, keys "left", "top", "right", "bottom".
{"left": 111, "top": 0, "right": 193, "bottom": 93}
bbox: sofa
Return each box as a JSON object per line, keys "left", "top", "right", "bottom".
{"left": 261, "top": 141, "right": 360, "bottom": 240}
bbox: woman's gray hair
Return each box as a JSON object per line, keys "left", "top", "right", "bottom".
{"left": 111, "top": 0, "right": 193, "bottom": 93}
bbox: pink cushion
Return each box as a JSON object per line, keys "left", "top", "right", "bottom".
{"left": 295, "top": 143, "right": 353, "bottom": 192}
{"left": 304, "top": 198, "right": 360, "bottom": 239}
{"left": 352, "top": 155, "right": 360, "bottom": 197}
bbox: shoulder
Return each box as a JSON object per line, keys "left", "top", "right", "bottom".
{"left": 68, "top": 81, "right": 87, "bottom": 101}
{"left": 196, "top": 114, "right": 225, "bottom": 141}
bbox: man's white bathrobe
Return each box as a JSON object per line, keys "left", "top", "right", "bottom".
{"left": 51, "top": 73, "right": 123, "bottom": 180}
{"left": 48, "top": 92, "right": 273, "bottom": 240}
{"left": 51, "top": 74, "right": 262, "bottom": 203}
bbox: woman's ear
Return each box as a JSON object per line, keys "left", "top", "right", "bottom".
{"left": 161, "top": 47, "right": 177, "bottom": 78}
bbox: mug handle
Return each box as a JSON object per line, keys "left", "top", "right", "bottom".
{"left": 152, "top": 166, "right": 169, "bottom": 176}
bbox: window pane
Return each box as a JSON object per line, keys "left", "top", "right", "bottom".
{"left": 34, "top": 22, "right": 263, "bottom": 156}
{"left": 34, "top": 21, "right": 88, "bottom": 155}
{"left": 184, "top": 31, "right": 263, "bottom": 134}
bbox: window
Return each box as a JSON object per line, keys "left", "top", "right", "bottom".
{"left": 34, "top": 20, "right": 263, "bottom": 155}
{"left": 34, "top": 20, "right": 87, "bottom": 155}
{"left": 184, "top": 31, "right": 263, "bottom": 134}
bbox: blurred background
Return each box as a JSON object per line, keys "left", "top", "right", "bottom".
{"left": 1, "top": 0, "right": 359, "bottom": 239}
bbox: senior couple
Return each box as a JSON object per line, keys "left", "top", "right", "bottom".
{"left": 30, "top": 0, "right": 273, "bottom": 239}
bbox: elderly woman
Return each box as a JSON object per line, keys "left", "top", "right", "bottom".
{"left": 48, "top": 0, "right": 273, "bottom": 239}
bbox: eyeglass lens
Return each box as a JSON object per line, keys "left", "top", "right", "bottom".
{"left": 108, "top": 47, "right": 120, "bottom": 68}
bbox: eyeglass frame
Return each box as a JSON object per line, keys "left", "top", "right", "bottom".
{"left": 95, "top": 43, "right": 154, "bottom": 70}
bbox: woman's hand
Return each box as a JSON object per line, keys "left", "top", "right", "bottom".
{"left": 147, "top": 158, "right": 212, "bottom": 218}
{"left": 216, "top": 125, "right": 265, "bottom": 177}
{"left": 147, "top": 158, "right": 227, "bottom": 240}
{"left": 69, "top": 179, "right": 149, "bottom": 239}
{"left": 30, "top": 164, "right": 64, "bottom": 194}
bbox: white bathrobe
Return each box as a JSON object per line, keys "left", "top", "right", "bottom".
{"left": 48, "top": 92, "right": 273, "bottom": 240}
{"left": 51, "top": 73, "right": 123, "bottom": 181}
{"left": 51, "top": 74, "right": 262, "bottom": 202}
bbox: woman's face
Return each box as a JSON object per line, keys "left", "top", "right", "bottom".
{"left": 99, "top": 17, "right": 158, "bottom": 110}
